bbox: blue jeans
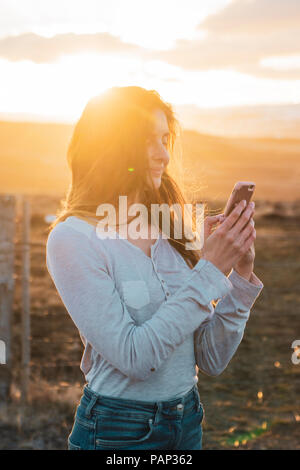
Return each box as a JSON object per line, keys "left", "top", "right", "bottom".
{"left": 68, "top": 384, "right": 204, "bottom": 450}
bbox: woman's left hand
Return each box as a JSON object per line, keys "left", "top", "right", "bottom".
{"left": 203, "top": 211, "right": 256, "bottom": 280}
{"left": 233, "top": 240, "right": 255, "bottom": 280}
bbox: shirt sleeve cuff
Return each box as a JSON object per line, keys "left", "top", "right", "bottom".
{"left": 227, "top": 268, "right": 264, "bottom": 310}
{"left": 193, "top": 258, "right": 233, "bottom": 301}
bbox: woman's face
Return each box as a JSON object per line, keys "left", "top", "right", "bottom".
{"left": 146, "top": 109, "right": 170, "bottom": 190}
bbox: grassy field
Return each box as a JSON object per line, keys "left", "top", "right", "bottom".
{"left": 0, "top": 194, "right": 299, "bottom": 449}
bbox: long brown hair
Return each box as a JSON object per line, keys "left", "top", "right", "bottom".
{"left": 49, "top": 86, "right": 207, "bottom": 268}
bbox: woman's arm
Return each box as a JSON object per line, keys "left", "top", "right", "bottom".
{"left": 46, "top": 223, "right": 235, "bottom": 382}
{"left": 194, "top": 268, "right": 264, "bottom": 376}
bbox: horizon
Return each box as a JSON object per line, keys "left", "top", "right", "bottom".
{"left": 1, "top": 100, "right": 300, "bottom": 140}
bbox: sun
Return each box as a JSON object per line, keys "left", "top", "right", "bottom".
{"left": 0, "top": 51, "right": 148, "bottom": 122}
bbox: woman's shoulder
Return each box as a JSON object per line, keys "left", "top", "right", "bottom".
{"left": 46, "top": 216, "right": 97, "bottom": 258}
{"left": 48, "top": 215, "right": 94, "bottom": 240}
{"left": 46, "top": 216, "right": 113, "bottom": 278}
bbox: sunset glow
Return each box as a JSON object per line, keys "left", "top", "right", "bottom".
{"left": 0, "top": 0, "right": 299, "bottom": 122}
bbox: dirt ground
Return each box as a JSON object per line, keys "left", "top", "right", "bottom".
{"left": 0, "top": 194, "right": 299, "bottom": 450}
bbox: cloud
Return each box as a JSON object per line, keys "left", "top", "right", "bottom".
{"left": 0, "top": 32, "right": 143, "bottom": 63}
{"left": 146, "top": 0, "right": 300, "bottom": 80}
{"left": 148, "top": 31, "right": 300, "bottom": 79}
{"left": 0, "top": 1, "right": 300, "bottom": 81}
{"left": 199, "top": 0, "right": 300, "bottom": 34}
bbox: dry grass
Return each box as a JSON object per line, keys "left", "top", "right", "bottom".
{"left": 0, "top": 194, "right": 299, "bottom": 449}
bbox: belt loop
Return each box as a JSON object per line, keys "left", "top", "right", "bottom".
{"left": 85, "top": 393, "right": 98, "bottom": 419}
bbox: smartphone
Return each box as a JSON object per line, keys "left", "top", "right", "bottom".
{"left": 223, "top": 181, "right": 256, "bottom": 217}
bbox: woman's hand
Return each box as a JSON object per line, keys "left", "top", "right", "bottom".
{"left": 201, "top": 200, "right": 256, "bottom": 276}
{"left": 232, "top": 230, "right": 255, "bottom": 280}
{"left": 203, "top": 203, "right": 257, "bottom": 281}
{"left": 218, "top": 203, "right": 256, "bottom": 280}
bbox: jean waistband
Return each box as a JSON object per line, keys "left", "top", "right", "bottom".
{"left": 82, "top": 384, "right": 200, "bottom": 418}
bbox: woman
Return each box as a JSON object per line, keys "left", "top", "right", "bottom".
{"left": 46, "top": 86, "right": 263, "bottom": 450}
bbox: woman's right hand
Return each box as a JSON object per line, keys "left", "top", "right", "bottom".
{"left": 202, "top": 199, "right": 256, "bottom": 276}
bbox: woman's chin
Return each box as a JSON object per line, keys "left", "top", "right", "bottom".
{"left": 152, "top": 177, "right": 162, "bottom": 189}
{"left": 146, "top": 174, "right": 162, "bottom": 190}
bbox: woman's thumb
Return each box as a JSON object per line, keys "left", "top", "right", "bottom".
{"left": 205, "top": 214, "right": 225, "bottom": 225}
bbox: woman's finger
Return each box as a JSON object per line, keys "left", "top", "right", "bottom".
{"left": 217, "top": 200, "right": 247, "bottom": 233}
{"left": 205, "top": 214, "right": 224, "bottom": 225}
{"left": 204, "top": 214, "right": 224, "bottom": 236}
{"left": 204, "top": 214, "right": 226, "bottom": 241}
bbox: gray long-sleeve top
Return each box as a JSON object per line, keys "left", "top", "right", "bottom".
{"left": 46, "top": 215, "right": 264, "bottom": 401}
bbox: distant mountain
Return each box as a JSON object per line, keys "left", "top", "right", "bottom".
{"left": 1, "top": 103, "right": 300, "bottom": 139}
{"left": 175, "top": 103, "right": 300, "bottom": 139}
{"left": 0, "top": 120, "right": 73, "bottom": 196}
{"left": 0, "top": 120, "right": 299, "bottom": 201}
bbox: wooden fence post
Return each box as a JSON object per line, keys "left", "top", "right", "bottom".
{"left": 0, "top": 194, "right": 16, "bottom": 408}
{"left": 21, "top": 197, "right": 31, "bottom": 403}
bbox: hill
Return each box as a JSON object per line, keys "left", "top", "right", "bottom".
{"left": 0, "top": 120, "right": 298, "bottom": 201}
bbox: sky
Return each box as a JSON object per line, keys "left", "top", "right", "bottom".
{"left": 1, "top": 0, "right": 300, "bottom": 122}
